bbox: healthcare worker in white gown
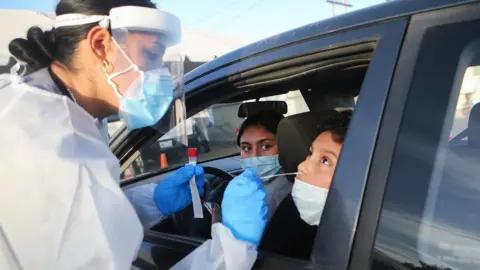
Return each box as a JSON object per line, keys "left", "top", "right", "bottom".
{"left": 0, "top": 1, "right": 267, "bottom": 270}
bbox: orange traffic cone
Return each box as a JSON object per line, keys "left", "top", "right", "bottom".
{"left": 160, "top": 153, "right": 168, "bottom": 169}
{"left": 123, "top": 165, "right": 134, "bottom": 179}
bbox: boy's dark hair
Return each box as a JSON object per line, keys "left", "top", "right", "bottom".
{"left": 320, "top": 109, "right": 352, "bottom": 144}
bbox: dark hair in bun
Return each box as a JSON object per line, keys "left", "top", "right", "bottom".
{"left": 9, "top": 27, "right": 55, "bottom": 71}
{"left": 8, "top": 0, "right": 157, "bottom": 72}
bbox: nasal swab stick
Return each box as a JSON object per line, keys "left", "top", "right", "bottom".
{"left": 188, "top": 148, "right": 203, "bottom": 219}
{"left": 260, "top": 172, "right": 301, "bottom": 180}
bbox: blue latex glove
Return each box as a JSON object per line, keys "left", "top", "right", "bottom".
{"left": 154, "top": 165, "right": 204, "bottom": 216}
{"left": 221, "top": 168, "right": 268, "bottom": 246}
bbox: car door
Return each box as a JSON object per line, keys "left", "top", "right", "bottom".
{"left": 346, "top": 1, "right": 480, "bottom": 269}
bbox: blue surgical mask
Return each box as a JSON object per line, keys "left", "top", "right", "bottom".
{"left": 104, "top": 40, "right": 175, "bottom": 130}
{"left": 241, "top": 155, "right": 282, "bottom": 182}
{"left": 117, "top": 70, "right": 174, "bottom": 130}
{"left": 105, "top": 65, "right": 174, "bottom": 130}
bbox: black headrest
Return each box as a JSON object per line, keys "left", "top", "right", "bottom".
{"left": 468, "top": 103, "right": 480, "bottom": 147}
{"left": 277, "top": 110, "right": 351, "bottom": 182}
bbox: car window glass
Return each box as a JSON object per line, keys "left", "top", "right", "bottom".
{"left": 416, "top": 65, "right": 480, "bottom": 269}
{"left": 372, "top": 31, "right": 480, "bottom": 269}
{"left": 374, "top": 65, "right": 480, "bottom": 270}
{"left": 122, "top": 90, "right": 308, "bottom": 180}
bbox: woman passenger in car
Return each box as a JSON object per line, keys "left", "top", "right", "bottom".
{"left": 237, "top": 110, "right": 293, "bottom": 220}
{"left": 259, "top": 111, "right": 350, "bottom": 260}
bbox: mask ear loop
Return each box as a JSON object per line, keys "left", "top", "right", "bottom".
{"left": 102, "top": 38, "right": 144, "bottom": 98}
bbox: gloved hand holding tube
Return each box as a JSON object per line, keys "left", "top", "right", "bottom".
{"left": 170, "top": 168, "right": 267, "bottom": 270}
{"left": 154, "top": 165, "right": 205, "bottom": 216}
{"left": 221, "top": 168, "right": 268, "bottom": 246}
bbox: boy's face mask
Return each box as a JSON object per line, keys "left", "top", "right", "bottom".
{"left": 291, "top": 178, "right": 329, "bottom": 226}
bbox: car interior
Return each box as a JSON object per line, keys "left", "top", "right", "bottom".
{"left": 130, "top": 103, "right": 357, "bottom": 269}
{"left": 119, "top": 42, "right": 375, "bottom": 267}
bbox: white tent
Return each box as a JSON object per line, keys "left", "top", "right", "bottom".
{"left": 0, "top": 9, "right": 246, "bottom": 67}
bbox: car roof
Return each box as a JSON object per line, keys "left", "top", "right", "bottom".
{"left": 185, "top": 0, "right": 474, "bottom": 84}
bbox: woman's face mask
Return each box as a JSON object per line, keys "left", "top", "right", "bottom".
{"left": 103, "top": 36, "right": 174, "bottom": 130}
{"left": 241, "top": 155, "right": 282, "bottom": 182}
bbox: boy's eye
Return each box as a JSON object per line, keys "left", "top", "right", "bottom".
{"left": 321, "top": 157, "right": 331, "bottom": 166}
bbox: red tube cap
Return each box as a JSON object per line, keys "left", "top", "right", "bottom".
{"left": 188, "top": 148, "right": 198, "bottom": 158}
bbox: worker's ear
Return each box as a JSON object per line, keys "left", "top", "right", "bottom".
{"left": 88, "top": 26, "right": 115, "bottom": 70}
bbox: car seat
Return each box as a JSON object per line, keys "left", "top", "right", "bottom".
{"left": 277, "top": 110, "right": 350, "bottom": 182}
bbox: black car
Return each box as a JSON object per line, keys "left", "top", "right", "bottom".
{"left": 111, "top": 0, "right": 480, "bottom": 269}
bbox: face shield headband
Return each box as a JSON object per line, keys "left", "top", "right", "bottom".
{"left": 54, "top": 6, "right": 181, "bottom": 47}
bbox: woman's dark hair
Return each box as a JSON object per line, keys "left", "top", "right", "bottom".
{"left": 237, "top": 110, "right": 285, "bottom": 146}
{"left": 9, "top": 0, "right": 156, "bottom": 71}
{"left": 321, "top": 109, "right": 352, "bottom": 144}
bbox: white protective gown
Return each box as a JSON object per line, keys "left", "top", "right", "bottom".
{"left": 0, "top": 69, "right": 258, "bottom": 270}
{"left": 0, "top": 69, "right": 144, "bottom": 270}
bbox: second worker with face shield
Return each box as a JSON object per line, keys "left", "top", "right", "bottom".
{"left": 0, "top": 0, "right": 266, "bottom": 269}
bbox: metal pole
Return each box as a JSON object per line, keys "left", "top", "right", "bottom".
{"left": 326, "top": 0, "right": 353, "bottom": 15}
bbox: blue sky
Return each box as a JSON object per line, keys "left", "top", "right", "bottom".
{"left": 1, "top": 0, "right": 387, "bottom": 42}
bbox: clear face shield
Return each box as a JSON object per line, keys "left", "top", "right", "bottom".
{"left": 104, "top": 7, "right": 190, "bottom": 167}
{"left": 108, "top": 30, "right": 185, "bottom": 134}
{"left": 55, "top": 6, "right": 190, "bottom": 169}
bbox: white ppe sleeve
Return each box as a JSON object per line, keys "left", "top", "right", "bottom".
{"left": 124, "top": 183, "right": 167, "bottom": 229}
{"left": 0, "top": 80, "right": 144, "bottom": 270}
{"left": 170, "top": 223, "right": 258, "bottom": 270}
